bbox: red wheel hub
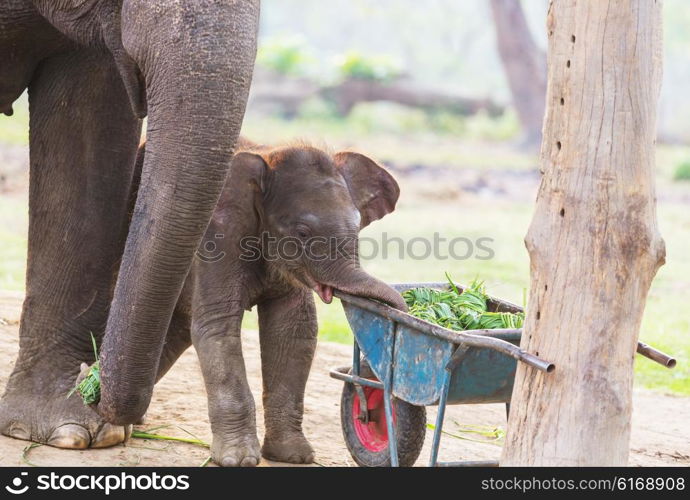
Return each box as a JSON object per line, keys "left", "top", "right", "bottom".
{"left": 352, "top": 386, "right": 396, "bottom": 452}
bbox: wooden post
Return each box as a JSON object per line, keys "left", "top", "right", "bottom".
{"left": 501, "top": 0, "right": 665, "bottom": 466}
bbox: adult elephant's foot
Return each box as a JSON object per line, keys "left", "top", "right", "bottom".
{"left": 261, "top": 431, "right": 315, "bottom": 464}
{"left": 211, "top": 430, "right": 261, "bottom": 467}
{"left": 0, "top": 390, "right": 132, "bottom": 449}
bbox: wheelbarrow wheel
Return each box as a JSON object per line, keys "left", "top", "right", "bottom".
{"left": 340, "top": 370, "right": 426, "bottom": 467}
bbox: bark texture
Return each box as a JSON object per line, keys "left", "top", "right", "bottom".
{"left": 501, "top": 0, "right": 665, "bottom": 466}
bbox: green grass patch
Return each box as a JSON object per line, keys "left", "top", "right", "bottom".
{"left": 0, "top": 93, "right": 29, "bottom": 146}
{"left": 334, "top": 50, "right": 403, "bottom": 82}
{"left": 673, "top": 161, "right": 690, "bottom": 181}
{"left": 256, "top": 35, "right": 314, "bottom": 77}
{"left": 241, "top": 299, "right": 353, "bottom": 344}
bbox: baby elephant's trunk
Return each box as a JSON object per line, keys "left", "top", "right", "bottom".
{"left": 331, "top": 267, "right": 407, "bottom": 311}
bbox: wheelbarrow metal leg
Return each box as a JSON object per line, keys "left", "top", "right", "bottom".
{"left": 353, "top": 341, "right": 361, "bottom": 376}
{"left": 429, "top": 368, "right": 452, "bottom": 467}
{"left": 351, "top": 341, "right": 369, "bottom": 422}
{"left": 383, "top": 385, "right": 399, "bottom": 467}
{"left": 383, "top": 322, "right": 399, "bottom": 467}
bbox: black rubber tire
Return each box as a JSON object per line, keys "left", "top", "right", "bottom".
{"left": 340, "top": 378, "right": 426, "bottom": 467}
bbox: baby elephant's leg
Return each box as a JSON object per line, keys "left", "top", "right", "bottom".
{"left": 191, "top": 303, "right": 259, "bottom": 467}
{"left": 258, "top": 289, "right": 317, "bottom": 464}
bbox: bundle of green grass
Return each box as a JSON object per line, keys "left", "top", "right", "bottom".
{"left": 402, "top": 274, "right": 524, "bottom": 331}
{"left": 68, "top": 333, "right": 100, "bottom": 406}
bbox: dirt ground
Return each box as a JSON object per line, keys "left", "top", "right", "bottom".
{"left": 0, "top": 291, "right": 688, "bottom": 467}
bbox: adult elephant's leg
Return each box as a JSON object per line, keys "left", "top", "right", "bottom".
{"left": 257, "top": 289, "right": 317, "bottom": 464}
{"left": 0, "top": 48, "right": 141, "bottom": 448}
{"left": 95, "top": 0, "right": 260, "bottom": 425}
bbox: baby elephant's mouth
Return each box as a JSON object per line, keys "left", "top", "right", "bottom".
{"left": 312, "top": 283, "right": 334, "bottom": 304}
{"left": 297, "top": 271, "right": 334, "bottom": 304}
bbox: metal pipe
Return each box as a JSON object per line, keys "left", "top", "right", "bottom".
{"left": 383, "top": 386, "right": 398, "bottom": 467}
{"left": 637, "top": 342, "right": 676, "bottom": 368}
{"left": 329, "top": 367, "right": 385, "bottom": 389}
{"left": 428, "top": 369, "right": 451, "bottom": 467}
{"left": 382, "top": 322, "right": 399, "bottom": 467}
{"left": 353, "top": 343, "right": 361, "bottom": 376}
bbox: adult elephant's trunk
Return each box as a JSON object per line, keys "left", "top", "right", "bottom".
{"left": 97, "top": 1, "right": 260, "bottom": 424}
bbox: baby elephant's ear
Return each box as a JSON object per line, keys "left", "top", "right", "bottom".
{"left": 335, "top": 152, "right": 400, "bottom": 228}
{"left": 219, "top": 152, "right": 268, "bottom": 229}
{"left": 230, "top": 152, "right": 267, "bottom": 192}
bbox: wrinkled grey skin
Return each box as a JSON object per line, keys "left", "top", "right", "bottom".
{"left": 0, "top": 0, "right": 260, "bottom": 456}
{"left": 132, "top": 138, "right": 405, "bottom": 465}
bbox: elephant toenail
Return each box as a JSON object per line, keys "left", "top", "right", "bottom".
{"left": 7, "top": 423, "right": 30, "bottom": 441}
{"left": 48, "top": 424, "right": 90, "bottom": 449}
{"left": 220, "top": 456, "right": 239, "bottom": 467}
{"left": 92, "top": 423, "right": 125, "bottom": 448}
{"left": 240, "top": 456, "right": 259, "bottom": 467}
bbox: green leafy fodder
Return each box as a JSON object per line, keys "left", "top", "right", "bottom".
{"left": 403, "top": 274, "right": 524, "bottom": 331}
{"left": 67, "top": 333, "right": 101, "bottom": 406}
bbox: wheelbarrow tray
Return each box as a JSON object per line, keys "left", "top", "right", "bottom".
{"left": 340, "top": 282, "right": 525, "bottom": 406}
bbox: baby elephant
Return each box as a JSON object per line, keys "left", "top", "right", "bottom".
{"left": 134, "top": 138, "right": 405, "bottom": 466}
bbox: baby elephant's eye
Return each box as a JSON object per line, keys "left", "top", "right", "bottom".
{"left": 295, "top": 224, "right": 311, "bottom": 239}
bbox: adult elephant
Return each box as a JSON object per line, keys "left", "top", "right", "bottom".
{"left": 0, "top": 0, "right": 260, "bottom": 454}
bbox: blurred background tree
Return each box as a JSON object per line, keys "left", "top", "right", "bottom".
{"left": 489, "top": 0, "right": 546, "bottom": 148}
{"left": 248, "top": 0, "right": 690, "bottom": 145}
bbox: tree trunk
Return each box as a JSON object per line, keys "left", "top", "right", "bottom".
{"left": 501, "top": 0, "right": 665, "bottom": 466}
{"left": 490, "top": 0, "right": 546, "bottom": 148}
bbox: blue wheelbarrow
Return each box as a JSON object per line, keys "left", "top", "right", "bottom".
{"left": 329, "top": 282, "right": 676, "bottom": 467}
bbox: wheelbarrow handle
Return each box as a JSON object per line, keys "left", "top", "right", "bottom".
{"left": 637, "top": 342, "right": 676, "bottom": 368}
{"left": 516, "top": 350, "right": 556, "bottom": 373}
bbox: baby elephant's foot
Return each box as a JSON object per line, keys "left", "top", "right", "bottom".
{"left": 212, "top": 431, "right": 261, "bottom": 467}
{"left": 262, "top": 432, "right": 315, "bottom": 464}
